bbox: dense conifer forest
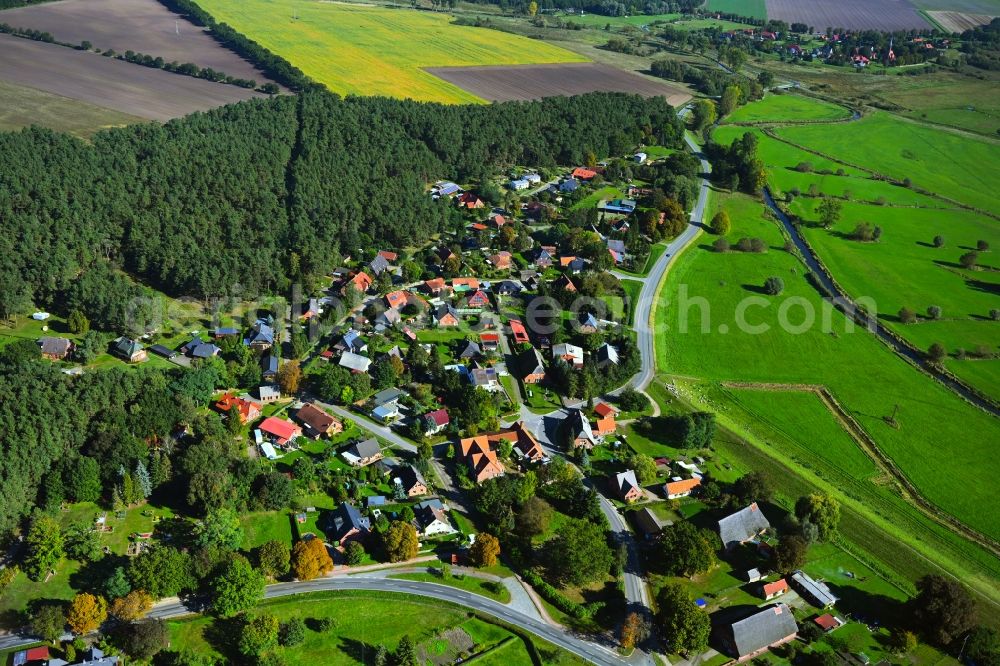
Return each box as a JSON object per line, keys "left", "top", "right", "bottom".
{"left": 0, "top": 91, "right": 681, "bottom": 315}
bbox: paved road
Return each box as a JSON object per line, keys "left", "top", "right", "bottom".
{"left": 628, "top": 127, "right": 710, "bottom": 392}
{"left": 319, "top": 401, "right": 417, "bottom": 454}
{"left": 143, "top": 577, "right": 640, "bottom": 666}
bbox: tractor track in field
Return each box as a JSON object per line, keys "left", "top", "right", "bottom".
{"left": 721, "top": 380, "right": 1000, "bottom": 560}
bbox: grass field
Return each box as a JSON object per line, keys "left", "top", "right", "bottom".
{"left": 714, "top": 96, "right": 1000, "bottom": 399}
{"left": 654, "top": 189, "right": 1000, "bottom": 603}
{"left": 167, "top": 590, "right": 584, "bottom": 664}
{"left": 704, "top": 0, "right": 768, "bottom": 19}
{"left": 724, "top": 93, "right": 852, "bottom": 123}
{"left": 198, "top": 0, "right": 587, "bottom": 103}
{"left": 0, "top": 79, "right": 144, "bottom": 138}
{"left": 775, "top": 112, "right": 1000, "bottom": 215}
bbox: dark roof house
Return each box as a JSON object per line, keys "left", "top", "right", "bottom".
{"left": 717, "top": 603, "right": 797, "bottom": 662}
{"left": 718, "top": 502, "right": 771, "bottom": 549}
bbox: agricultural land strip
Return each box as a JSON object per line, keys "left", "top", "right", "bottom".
{"left": 0, "top": 0, "right": 278, "bottom": 86}
{"left": 925, "top": 10, "right": 996, "bottom": 31}
{"left": 0, "top": 79, "right": 145, "bottom": 137}
{"left": 197, "top": 0, "right": 588, "bottom": 103}
{"left": 424, "top": 62, "right": 690, "bottom": 104}
{"left": 0, "top": 33, "right": 264, "bottom": 121}
{"left": 765, "top": 0, "right": 932, "bottom": 30}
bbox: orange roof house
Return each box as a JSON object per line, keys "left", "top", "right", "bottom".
{"left": 342, "top": 271, "right": 372, "bottom": 295}
{"left": 424, "top": 277, "right": 447, "bottom": 295}
{"left": 377, "top": 250, "right": 398, "bottom": 262}
{"left": 385, "top": 290, "right": 409, "bottom": 310}
{"left": 491, "top": 215, "right": 507, "bottom": 228}
{"left": 594, "top": 402, "right": 617, "bottom": 419}
{"left": 489, "top": 251, "right": 513, "bottom": 270}
{"left": 466, "top": 289, "right": 490, "bottom": 308}
{"left": 664, "top": 476, "right": 701, "bottom": 499}
{"left": 457, "top": 421, "right": 544, "bottom": 483}
{"left": 559, "top": 256, "right": 577, "bottom": 268}
{"left": 452, "top": 277, "right": 481, "bottom": 291}
{"left": 214, "top": 393, "right": 262, "bottom": 424}
{"left": 553, "top": 275, "right": 577, "bottom": 293}
{"left": 594, "top": 415, "right": 617, "bottom": 437}
{"left": 572, "top": 167, "right": 598, "bottom": 180}
{"left": 458, "top": 192, "right": 485, "bottom": 209}
{"left": 762, "top": 578, "right": 789, "bottom": 600}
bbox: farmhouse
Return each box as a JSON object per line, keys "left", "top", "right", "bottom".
{"left": 433, "top": 304, "right": 460, "bottom": 327}
{"left": 331, "top": 502, "right": 370, "bottom": 545}
{"left": 37, "top": 336, "right": 72, "bottom": 360}
{"left": 458, "top": 192, "right": 484, "bottom": 209}
{"left": 339, "top": 351, "right": 372, "bottom": 373}
{"left": 342, "top": 271, "right": 373, "bottom": 295}
{"left": 572, "top": 167, "right": 597, "bottom": 180}
{"left": 717, "top": 604, "right": 798, "bottom": 662}
{"left": 593, "top": 414, "right": 617, "bottom": 438}
{"left": 247, "top": 321, "right": 276, "bottom": 350}
{"left": 553, "top": 343, "right": 583, "bottom": 369}
{"left": 295, "top": 403, "right": 342, "bottom": 438}
{"left": 342, "top": 438, "right": 384, "bottom": 467}
{"left": 457, "top": 435, "right": 505, "bottom": 484}
{"left": 598, "top": 198, "right": 636, "bottom": 215}
{"left": 569, "top": 409, "right": 598, "bottom": 449}
{"left": 595, "top": 343, "right": 620, "bottom": 368}
{"left": 510, "top": 178, "right": 530, "bottom": 190}
{"left": 423, "top": 277, "right": 447, "bottom": 296}
{"left": 614, "top": 469, "right": 643, "bottom": 503}
{"left": 632, "top": 506, "right": 669, "bottom": 539}
{"left": 718, "top": 502, "right": 771, "bottom": 549}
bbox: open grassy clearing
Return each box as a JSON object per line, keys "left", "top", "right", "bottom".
{"left": 724, "top": 93, "right": 852, "bottom": 123}
{"left": 390, "top": 572, "right": 511, "bottom": 603}
{"left": 167, "top": 590, "right": 584, "bottom": 665}
{"left": 655, "top": 190, "right": 1000, "bottom": 573}
{"left": 775, "top": 112, "right": 1000, "bottom": 215}
{"left": 553, "top": 11, "right": 682, "bottom": 27}
{"left": 198, "top": 0, "right": 586, "bottom": 103}
{"left": 0, "top": 79, "right": 144, "bottom": 138}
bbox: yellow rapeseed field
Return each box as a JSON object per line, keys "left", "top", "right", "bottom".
{"left": 199, "top": 0, "right": 589, "bottom": 103}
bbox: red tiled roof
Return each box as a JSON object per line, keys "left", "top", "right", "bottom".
{"left": 509, "top": 319, "right": 529, "bottom": 343}
{"left": 385, "top": 290, "right": 408, "bottom": 309}
{"left": 815, "top": 614, "right": 840, "bottom": 631}
{"left": 572, "top": 167, "right": 597, "bottom": 180}
{"left": 763, "top": 578, "right": 789, "bottom": 596}
{"left": 378, "top": 250, "right": 398, "bottom": 262}
{"left": 425, "top": 408, "right": 449, "bottom": 426}
{"left": 594, "top": 402, "right": 616, "bottom": 418}
{"left": 259, "top": 417, "right": 301, "bottom": 443}
{"left": 664, "top": 476, "right": 701, "bottom": 496}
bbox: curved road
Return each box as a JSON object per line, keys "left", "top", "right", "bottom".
{"left": 146, "top": 577, "right": 634, "bottom": 666}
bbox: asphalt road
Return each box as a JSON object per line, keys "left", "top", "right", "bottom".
{"left": 319, "top": 401, "right": 417, "bottom": 454}
{"left": 143, "top": 577, "right": 637, "bottom": 666}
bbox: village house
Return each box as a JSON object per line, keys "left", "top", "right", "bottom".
{"left": 432, "top": 181, "right": 461, "bottom": 197}
{"left": 37, "top": 336, "right": 72, "bottom": 361}
{"left": 516, "top": 347, "right": 546, "bottom": 384}
{"left": 295, "top": 402, "right": 343, "bottom": 439}
{"left": 578, "top": 312, "right": 600, "bottom": 334}
{"left": 552, "top": 343, "right": 584, "bottom": 369}
{"left": 369, "top": 254, "right": 391, "bottom": 276}
{"left": 385, "top": 290, "right": 409, "bottom": 310}
{"left": 414, "top": 499, "right": 454, "bottom": 537}
{"left": 479, "top": 332, "right": 500, "bottom": 352}
{"left": 509, "top": 319, "right": 530, "bottom": 345}
{"left": 378, "top": 250, "right": 398, "bottom": 262}
{"left": 458, "top": 192, "right": 484, "bottom": 209}
{"left": 259, "top": 416, "right": 301, "bottom": 447}
{"left": 331, "top": 502, "right": 370, "bottom": 545}
{"left": 261, "top": 354, "right": 279, "bottom": 381}
{"left": 761, "top": 578, "right": 789, "bottom": 601}
{"left": 569, "top": 409, "right": 598, "bottom": 449}
{"left": 594, "top": 413, "right": 617, "bottom": 438}
{"left": 572, "top": 167, "right": 597, "bottom": 180}
{"left": 396, "top": 465, "right": 428, "bottom": 497}
{"left": 664, "top": 476, "right": 702, "bottom": 500}
{"left": 111, "top": 336, "right": 147, "bottom": 363}
{"left": 257, "top": 384, "right": 280, "bottom": 403}
{"left": 534, "top": 247, "right": 555, "bottom": 269}
{"left": 814, "top": 614, "right": 845, "bottom": 633}
{"left": 595, "top": 343, "right": 620, "bottom": 369}
{"left": 423, "top": 408, "right": 450, "bottom": 436}
{"left": 465, "top": 289, "right": 490, "bottom": 309}
{"left": 457, "top": 436, "right": 505, "bottom": 484}
{"left": 559, "top": 178, "right": 580, "bottom": 194}
{"left": 553, "top": 275, "right": 577, "bottom": 293}
{"left": 342, "top": 438, "right": 384, "bottom": 467}
{"left": 488, "top": 251, "right": 513, "bottom": 271}
{"left": 301, "top": 298, "right": 320, "bottom": 320}
{"left": 718, "top": 502, "right": 771, "bottom": 549}
{"left": 339, "top": 351, "right": 371, "bottom": 374}
{"left": 214, "top": 393, "right": 262, "bottom": 424}
{"left": 342, "top": 271, "right": 373, "bottom": 296}
{"left": 717, "top": 604, "right": 798, "bottom": 662}
{"left": 632, "top": 506, "right": 669, "bottom": 540}
{"left": 470, "top": 367, "right": 501, "bottom": 391}
{"left": 452, "top": 277, "right": 480, "bottom": 293}
{"left": 433, "top": 304, "right": 460, "bottom": 327}
{"left": 335, "top": 328, "right": 367, "bottom": 355}
{"left": 247, "top": 321, "right": 275, "bottom": 351}
{"left": 614, "top": 469, "right": 643, "bottom": 503}
{"left": 594, "top": 402, "right": 617, "bottom": 420}
{"left": 423, "top": 277, "right": 447, "bottom": 297}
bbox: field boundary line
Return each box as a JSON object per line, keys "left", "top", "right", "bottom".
{"left": 760, "top": 127, "right": 1000, "bottom": 221}
{"left": 721, "top": 381, "right": 1000, "bottom": 560}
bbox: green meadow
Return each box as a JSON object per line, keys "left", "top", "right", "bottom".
{"left": 704, "top": 0, "right": 767, "bottom": 19}
{"left": 775, "top": 112, "right": 1000, "bottom": 215}
{"left": 654, "top": 189, "right": 1000, "bottom": 602}
{"left": 714, "top": 97, "right": 1000, "bottom": 400}
{"left": 724, "top": 93, "right": 852, "bottom": 123}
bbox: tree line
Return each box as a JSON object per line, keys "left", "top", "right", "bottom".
{"left": 0, "top": 90, "right": 680, "bottom": 320}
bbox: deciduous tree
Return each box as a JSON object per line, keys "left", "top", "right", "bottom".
{"left": 256, "top": 540, "right": 290, "bottom": 579}
{"left": 211, "top": 555, "right": 265, "bottom": 617}
{"left": 67, "top": 593, "right": 108, "bottom": 634}
{"left": 291, "top": 538, "right": 333, "bottom": 581}
{"left": 383, "top": 521, "right": 419, "bottom": 563}
{"left": 909, "top": 575, "right": 976, "bottom": 646}
{"left": 656, "top": 583, "right": 710, "bottom": 654}
{"left": 110, "top": 589, "right": 152, "bottom": 622}
{"left": 469, "top": 532, "right": 500, "bottom": 568}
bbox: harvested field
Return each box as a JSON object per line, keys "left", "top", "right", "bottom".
{"left": 0, "top": 79, "right": 144, "bottom": 138}
{"left": 424, "top": 62, "right": 690, "bottom": 104}
{"left": 926, "top": 10, "right": 995, "bottom": 31}
{"left": 0, "top": 34, "right": 264, "bottom": 121}
{"left": 765, "top": 0, "right": 931, "bottom": 30}
{"left": 0, "top": 0, "right": 277, "bottom": 87}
